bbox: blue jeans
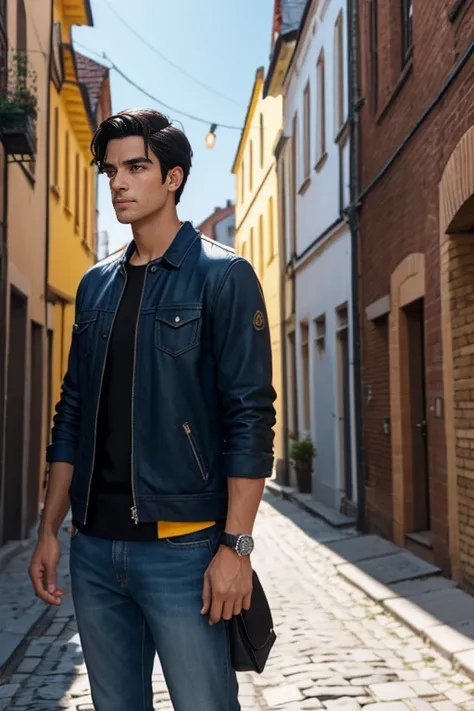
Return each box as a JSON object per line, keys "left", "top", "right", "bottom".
{"left": 69, "top": 525, "right": 240, "bottom": 711}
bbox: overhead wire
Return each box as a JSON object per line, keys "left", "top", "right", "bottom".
{"left": 98, "top": 0, "right": 246, "bottom": 109}
{"left": 73, "top": 41, "right": 247, "bottom": 132}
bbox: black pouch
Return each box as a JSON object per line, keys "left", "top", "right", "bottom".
{"left": 228, "top": 570, "right": 276, "bottom": 673}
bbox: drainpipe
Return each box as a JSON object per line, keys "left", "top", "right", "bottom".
{"left": 347, "top": 0, "right": 365, "bottom": 531}
{"left": 42, "top": 0, "right": 54, "bottom": 491}
{"left": 277, "top": 153, "right": 289, "bottom": 487}
{"left": 0, "top": 151, "right": 9, "bottom": 540}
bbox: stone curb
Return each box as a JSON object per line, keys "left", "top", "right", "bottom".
{"left": 265, "top": 480, "right": 357, "bottom": 528}
{"left": 266, "top": 482, "right": 474, "bottom": 682}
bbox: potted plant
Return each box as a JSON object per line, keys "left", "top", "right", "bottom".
{"left": 289, "top": 436, "right": 315, "bottom": 494}
{"left": 0, "top": 52, "right": 37, "bottom": 155}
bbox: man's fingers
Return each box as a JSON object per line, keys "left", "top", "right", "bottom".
{"left": 242, "top": 590, "right": 252, "bottom": 611}
{"left": 233, "top": 599, "right": 243, "bottom": 617}
{"left": 222, "top": 599, "right": 235, "bottom": 621}
{"left": 29, "top": 564, "right": 59, "bottom": 605}
{"left": 209, "top": 595, "right": 224, "bottom": 626}
{"left": 201, "top": 574, "right": 211, "bottom": 615}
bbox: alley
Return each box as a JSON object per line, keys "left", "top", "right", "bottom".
{"left": 2, "top": 495, "right": 474, "bottom": 710}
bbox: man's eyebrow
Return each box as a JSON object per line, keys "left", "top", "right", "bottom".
{"left": 101, "top": 156, "right": 153, "bottom": 170}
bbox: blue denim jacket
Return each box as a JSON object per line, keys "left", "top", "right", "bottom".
{"left": 47, "top": 222, "right": 276, "bottom": 525}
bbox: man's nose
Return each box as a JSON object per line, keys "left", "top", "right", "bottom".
{"left": 111, "top": 171, "right": 129, "bottom": 192}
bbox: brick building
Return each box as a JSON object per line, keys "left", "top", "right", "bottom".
{"left": 358, "top": 0, "right": 474, "bottom": 586}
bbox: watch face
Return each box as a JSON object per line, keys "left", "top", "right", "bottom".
{"left": 236, "top": 534, "right": 254, "bottom": 556}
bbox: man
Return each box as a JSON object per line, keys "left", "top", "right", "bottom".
{"left": 28, "top": 109, "right": 276, "bottom": 711}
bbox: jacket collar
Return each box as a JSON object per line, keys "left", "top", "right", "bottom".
{"left": 120, "top": 221, "right": 200, "bottom": 270}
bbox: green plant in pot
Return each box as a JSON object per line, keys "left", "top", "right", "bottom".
{"left": 289, "top": 436, "right": 315, "bottom": 494}
{"left": 0, "top": 52, "right": 38, "bottom": 154}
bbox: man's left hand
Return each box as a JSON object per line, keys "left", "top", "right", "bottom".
{"left": 201, "top": 545, "right": 253, "bottom": 625}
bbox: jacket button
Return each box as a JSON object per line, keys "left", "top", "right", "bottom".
{"left": 150, "top": 265, "right": 157, "bottom": 273}
{"left": 102, "top": 332, "right": 107, "bottom": 339}
{"left": 175, "top": 316, "right": 181, "bottom": 323}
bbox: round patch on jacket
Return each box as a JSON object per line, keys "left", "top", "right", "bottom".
{"left": 253, "top": 310, "right": 265, "bottom": 331}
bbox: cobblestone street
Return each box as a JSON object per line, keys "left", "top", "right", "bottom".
{"left": 2, "top": 494, "right": 474, "bottom": 709}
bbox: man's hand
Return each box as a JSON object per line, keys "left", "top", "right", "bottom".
{"left": 28, "top": 534, "right": 66, "bottom": 606}
{"left": 201, "top": 546, "right": 253, "bottom": 625}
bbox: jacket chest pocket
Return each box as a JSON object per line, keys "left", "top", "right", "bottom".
{"left": 72, "top": 309, "right": 98, "bottom": 355}
{"left": 155, "top": 305, "right": 202, "bottom": 357}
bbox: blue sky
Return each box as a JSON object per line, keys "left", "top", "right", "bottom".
{"left": 73, "top": 0, "right": 274, "bottom": 253}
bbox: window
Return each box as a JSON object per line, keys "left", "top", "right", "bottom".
{"left": 334, "top": 11, "right": 345, "bottom": 133}
{"left": 291, "top": 113, "right": 298, "bottom": 256}
{"left": 401, "top": 0, "right": 413, "bottom": 65}
{"left": 303, "top": 82, "right": 311, "bottom": 180}
{"left": 74, "top": 153, "right": 80, "bottom": 230}
{"left": 315, "top": 315, "right": 326, "bottom": 358}
{"left": 241, "top": 161, "right": 245, "bottom": 202}
{"left": 250, "top": 227, "right": 255, "bottom": 264}
{"left": 301, "top": 323, "right": 310, "bottom": 431}
{"left": 241, "top": 241, "right": 247, "bottom": 259}
{"left": 64, "top": 131, "right": 70, "bottom": 209}
{"left": 259, "top": 113, "right": 264, "bottom": 167}
{"left": 249, "top": 141, "right": 254, "bottom": 192}
{"left": 316, "top": 51, "right": 326, "bottom": 162}
{"left": 268, "top": 196, "right": 275, "bottom": 263}
{"left": 288, "top": 330, "right": 298, "bottom": 437}
{"left": 258, "top": 214, "right": 264, "bottom": 278}
{"left": 16, "top": 0, "right": 27, "bottom": 53}
{"left": 369, "top": 0, "right": 379, "bottom": 113}
{"left": 53, "top": 108, "right": 59, "bottom": 188}
{"left": 83, "top": 169, "right": 89, "bottom": 243}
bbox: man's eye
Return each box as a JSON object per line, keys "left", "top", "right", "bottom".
{"left": 130, "top": 165, "right": 143, "bottom": 172}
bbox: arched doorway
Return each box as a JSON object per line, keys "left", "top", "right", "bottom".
{"left": 390, "top": 254, "right": 429, "bottom": 548}
{"left": 440, "top": 125, "right": 474, "bottom": 587}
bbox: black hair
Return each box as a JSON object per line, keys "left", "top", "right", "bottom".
{"left": 90, "top": 108, "right": 193, "bottom": 204}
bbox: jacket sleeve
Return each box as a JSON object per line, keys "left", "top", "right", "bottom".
{"left": 46, "top": 277, "right": 85, "bottom": 465}
{"left": 212, "top": 258, "right": 276, "bottom": 478}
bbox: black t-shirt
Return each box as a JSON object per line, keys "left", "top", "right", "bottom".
{"left": 74, "top": 261, "right": 158, "bottom": 541}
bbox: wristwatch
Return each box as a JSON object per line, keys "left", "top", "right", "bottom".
{"left": 221, "top": 532, "right": 254, "bottom": 557}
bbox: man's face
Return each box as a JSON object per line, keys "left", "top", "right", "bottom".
{"left": 102, "top": 136, "right": 182, "bottom": 224}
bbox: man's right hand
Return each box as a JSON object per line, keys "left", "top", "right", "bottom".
{"left": 29, "top": 535, "right": 66, "bottom": 606}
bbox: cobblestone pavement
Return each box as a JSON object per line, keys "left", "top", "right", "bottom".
{"left": 2, "top": 494, "right": 474, "bottom": 709}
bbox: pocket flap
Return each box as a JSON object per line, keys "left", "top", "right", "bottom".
{"left": 73, "top": 309, "right": 98, "bottom": 335}
{"left": 155, "top": 306, "right": 201, "bottom": 329}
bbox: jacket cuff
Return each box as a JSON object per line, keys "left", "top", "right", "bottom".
{"left": 46, "top": 442, "right": 76, "bottom": 465}
{"left": 224, "top": 453, "right": 274, "bottom": 478}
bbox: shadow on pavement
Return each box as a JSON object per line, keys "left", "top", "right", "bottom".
{"left": 263, "top": 490, "right": 474, "bottom": 677}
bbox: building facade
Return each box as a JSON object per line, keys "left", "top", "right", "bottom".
{"left": 47, "top": 1, "right": 111, "bottom": 424}
{"left": 196, "top": 200, "right": 235, "bottom": 249}
{"left": 0, "top": 0, "right": 51, "bottom": 543}
{"left": 271, "top": 0, "right": 356, "bottom": 513}
{"left": 359, "top": 0, "right": 474, "bottom": 583}
{"left": 232, "top": 68, "right": 286, "bottom": 480}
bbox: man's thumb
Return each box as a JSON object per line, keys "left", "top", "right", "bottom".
{"left": 45, "top": 562, "right": 56, "bottom": 593}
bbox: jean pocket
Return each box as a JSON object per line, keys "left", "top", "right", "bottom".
{"left": 164, "top": 526, "right": 217, "bottom": 551}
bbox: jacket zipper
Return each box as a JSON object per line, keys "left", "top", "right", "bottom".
{"left": 84, "top": 269, "right": 128, "bottom": 524}
{"left": 183, "top": 423, "right": 208, "bottom": 481}
{"left": 130, "top": 267, "right": 148, "bottom": 524}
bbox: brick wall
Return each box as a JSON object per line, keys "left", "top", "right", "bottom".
{"left": 359, "top": 0, "right": 474, "bottom": 574}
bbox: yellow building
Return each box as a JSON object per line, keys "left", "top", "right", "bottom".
{"left": 0, "top": 0, "right": 51, "bottom": 543}
{"left": 231, "top": 67, "right": 286, "bottom": 480}
{"left": 48, "top": 0, "right": 111, "bottom": 415}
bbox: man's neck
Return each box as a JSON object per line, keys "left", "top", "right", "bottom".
{"left": 130, "top": 211, "right": 183, "bottom": 265}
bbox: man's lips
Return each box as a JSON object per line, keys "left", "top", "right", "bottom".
{"left": 114, "top": 199, "right": 134, "bottom": 206}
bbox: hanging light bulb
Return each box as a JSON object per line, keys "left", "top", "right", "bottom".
{"left": 205, "top": 123, "right": 217, "bottom": 149}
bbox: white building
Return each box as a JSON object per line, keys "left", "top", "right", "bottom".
{"left": 268, "top": 0, "right": 357, "bottom": 514}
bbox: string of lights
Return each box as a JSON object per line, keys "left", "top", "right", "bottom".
{"left": 98, "top": 0, "right": 246, "bottom": 110}
{"left": 73, "top": 41, "right": 250, "bottom": 148}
